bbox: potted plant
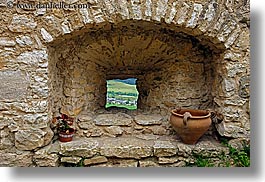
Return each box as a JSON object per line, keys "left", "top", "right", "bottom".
{"left": 54, "top": 114, "right": 75, "bottom": 142}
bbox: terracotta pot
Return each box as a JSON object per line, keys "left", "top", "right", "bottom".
{"left": 170, "top": 108, "right": 212, "bottom": 145}
{"left": 58, "top": 128, "right": 75, "bottom": 142}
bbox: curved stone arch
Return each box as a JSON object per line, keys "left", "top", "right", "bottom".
{"left": 0, "top": 0, "right": 250, "bottom": 157}
{"left": 37, "top": 0, "right": 249, "bottom": 139}
{"left": 37, "top": 0, "right": 242, "bottom": 51}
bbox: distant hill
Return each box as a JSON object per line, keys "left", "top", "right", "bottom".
{"left": 114, "top": 78, "right": 136, "bottom": 85}
{"left": 106, "top": 79, "right": 138, "bottom": 110}
{"left": 107, "top": 80, "right": 138, "bottom": 94}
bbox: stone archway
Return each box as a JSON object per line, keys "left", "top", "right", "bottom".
{"left": 0, "top": 0, "right": 250, "bottom": 162}
{"left": 40, "top": 0, "right": 249, "bottom": 139}
{"left": 48, "top": 20, "right": 221, "bottom": 118}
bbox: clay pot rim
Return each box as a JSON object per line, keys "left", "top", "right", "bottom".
{"left": 171, "top": 109, "right": 211, "bottom": 119}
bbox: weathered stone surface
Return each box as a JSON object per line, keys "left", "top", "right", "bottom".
{"left": 83, "top": 156, "right": 108, "bottom": 166}
{"left": 221, "top": 123, "right": 250, "bottom": 138}
{"left": 48, "top": 142, "right": 61, "bottom": 154}
{"left": 78, "top": 121, "right": 93, "bottom": 130}
{"left": 92, "top": 159, "right": 138, "bottom": 167}
{"left": 0, "top": 152, "right": 33, "bottom": 167}
{"left": 158, "top": 156, "right": 178, "bottom": 164}
{"left": 135, "top": 134, "right": 159, "bottom": 140}
{"left": 0, "top": 116, "right": 10, "bottom": 129}
{"left": 99, "top": 137, "right": 153, "bottom": 159}
{"left": 8, "top": 15, "right": 37, "bottom": 32}
{"left": 0, "top": 70, "right": 29, "bottom": 100}
{"left": 134, "top": 114, "right": 163, "bottom": 125}
{"left": 60, "top": 139, "right": 99, "bottom": 157}
{"left": 0, "top": 0, "right": 250, "bottom": 167}
{"left": 61, "top": 20, "right": 72, "bottom": 34}
{"left": 15, "top": 101, "right": 48, "bottom": 114}
{"left": 43, "top": 127, "right": 54, "bottom": 146}
{"left": 186, "top": 3, "right": 203, "bottom": 28}
{"left": 114, "top": 159, "right": 138, "bottom": 167}
{"left": 15, "top": 128, "right": 46, "bottom": 151}
{"left": 154, "top": 141, "right": 177, "bottom": 157}
{"left": 40, "top": 28, "right": 53, "bottom": 42}
{"left": 104, "top": 126, "right": 123, "bottom": 136}
{"left": 16, "top": 35, "right": 33, "bottom": 47}
{"left": 61, "top": 156, "right": 82, "bottom": 164}
{"left": 139, "top": 160, "right": 159, "bottom": 167}
{"left": 19, "top": 114, "right": 49, "bottom": 128}
{"left": 228, "top": 138, "right": 250, "bottom": 150}
{"left": 90, "top": 128, "right": 103, "bottom": 137}
{"left": 130, "top": 0, "right": 143, "bottom": 20}
{"left": 35, "top": 8, "right": 46, "bottom": 16}
{"left": 0, "top": 129, "right": 14, "bottom": 150}
{"left": 94, "top": 113, "right": 133, "bottom": 126}
{"left": 78, "top": 115, "right": 93, "bottom": 122}
{"left": 16, "top": 50, "right": 48, "bottom": 67}
{"left": 0, "top": 37, "right": 16, "bottom": 46}
{"left": 150, "top": 126, "right": 167, "bottom": 135}
{"left": 79, "top": 9, "right": 93, "bottom": 24}
{"left": 193, "top": 139, "right": 229, "bottom": 158}
{"left": 177, "top": 143, "right": 193, "bottom": 157}
{"left": 239, "top": 76, "right": 250, "bottom": 98}
{"left": 167, "top": 161, "right": 186, "bottom": 167}
{"left": 34, "top": 153, "right": 59, "bottom": 167}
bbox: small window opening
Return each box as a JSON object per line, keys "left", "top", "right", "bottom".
{"left": 106, "top": 78, "right": 138, "bottom": 110}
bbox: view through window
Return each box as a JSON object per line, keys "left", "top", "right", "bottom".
{"left": 106, "top": 78, "right": 138, "bottom": 110}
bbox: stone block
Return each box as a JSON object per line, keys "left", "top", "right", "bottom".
{"left": 99, "top": 137, "right": 153, "bottom": 159}
{"left": 83, "top": 156, "right": 108, "bottom": 166}
{"left": 134, "top": 114, "right": 163, "bottom": 125}
{"left": 59, "top": 138, "right": 99, "bottom": 157}
{"left": 40, "top": 28, "right": 53, "bottom": 42}
{"left": 91, "top": 159, "right": 138, "bottom": 167}
{"left": 186, "top": 3, "right": 203, "bottom": 28}
{"left": 150, "top": 126, "right": 167, "bottom": 135}
{"left": 0, "top": 70, "right": 29, "bottom": 100}
{"left": 158, "top": 156, "right": 178, "bottom": 164}
{"left": 153, "top": 141, "right": 177, "bottom": 157}
{"left": 135, "top": 134, "right": 159, "bottom": 141}
{"left": 61, "top": 156, "right": 82, "bottom": 164}
{"left": 139, "top": 160, "right": 159, "bottom": 167}
{"left": 16, "top": 50, "right": 48, "bottom": 67}
{"left": 0, "top": 152, "right": 33, "bottom": 167}
{"left": 94, "top": 113, "right": 133, "bottom": 126}
{"left": 8, "top": 15, "right": 37, "bottom": 32}
{"left": 239, "top": 76, "right": 250, "bottom": 98}
{"left": 0, "top": 37, "right": 16, "bottom": 47}
{"left": 34, "top": 153, "right": 59, "bottom": 167}
{"left": 193, "top": 139, "right": 229, "bottom": 158}
{"left": 15, "top": 128, "right": 46, "bottom": 151}
{"left": 43, "top": 127, "right": 54, "bottom": 146}
{"left": 16, "top": 36, "right": 33, "bottom": 47}
{"left": 104, "top": 126, "right": 123, "bottom": 136}
{"left": 78, "top": 121, "right": 94, "bottom": 130}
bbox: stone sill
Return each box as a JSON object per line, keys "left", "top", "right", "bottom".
{"left": 35, "top": 135, "right": 230, "bottom": 167}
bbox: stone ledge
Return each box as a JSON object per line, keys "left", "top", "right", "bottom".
{"left": 34, "top": 135, "right": 230, "bottom": 167}
{"left": 53, "top": 135, "right": 228, "bottom": 158}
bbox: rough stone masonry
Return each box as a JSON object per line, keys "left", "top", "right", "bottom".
{"left": 0, "top": 0, "right": 250, "bottom": 167}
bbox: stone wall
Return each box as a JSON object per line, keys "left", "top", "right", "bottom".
{"left": 48, "top": 22, "right": 215, "bottom": 117}
{"left": 0, "top": 0, "right": 250, "bottom": 166}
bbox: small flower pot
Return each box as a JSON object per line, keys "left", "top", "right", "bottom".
{"left": 170, "top": 108, "right": 212, "bottom": 145}
{"left": 58, "top": 128, "right": 75, "bottom": 142}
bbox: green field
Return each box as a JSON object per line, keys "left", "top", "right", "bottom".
{"left": 105, "top": 103, "right": 137, "bottom": 110}
{"left": 106, "top": 80, "right": 138, "bottom": 110}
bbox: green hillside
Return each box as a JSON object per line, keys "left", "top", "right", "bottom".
{"left": 106, "top": 80, "right": 138, "bottom": 110}
{"left": 107, "top": 80, "right": 138, "bottom": 94}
